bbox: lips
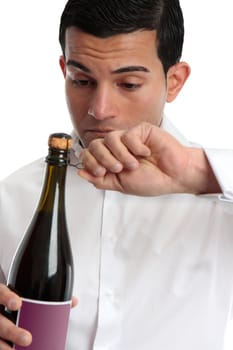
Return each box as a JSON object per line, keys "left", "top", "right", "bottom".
{"left": 82, "top": 128, "right": 113, "bottom": 144}
{"left": 85, "top": 128, "right": 115, "bottom": 138}
{"left": 86, "top": 128, "right": 114, "bottom": 134}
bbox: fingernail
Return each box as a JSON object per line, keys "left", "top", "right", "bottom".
{"left": 8, "top": 297, "right": 19, "bottom": 310}
{"left": 126, "top": 161, "right": 138, "bottom": 170}
{"left": 19, "top": 332, "right": 31, "bottom": 346}
{"left": 94, "top": 167, "right": 105, "bottom": 176}
{"left": 110, "top": 163, "right": 122, "bottom": 173}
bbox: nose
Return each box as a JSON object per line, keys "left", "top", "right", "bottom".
{"left": 88, "top": 84, "right": 118, "bottom": 120}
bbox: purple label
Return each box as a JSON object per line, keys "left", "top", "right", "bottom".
{"left": 15, "top": 298, "right": 71, "bottom": 350}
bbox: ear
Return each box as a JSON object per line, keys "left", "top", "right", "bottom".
{"left": 166, "top": 62, "right": 191, "bottom": 102}
{"left": 59, "top": 55, "right": 66, "bottom": 77}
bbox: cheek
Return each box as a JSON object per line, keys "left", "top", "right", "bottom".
{"left": 129, "top": 88, "right": 167, "bottom": 125}
{"left": 64, "top": 89, "right": 89, "bottom": 136}
{"left": 65, "top": 85, "right": 87, "bottom": 121}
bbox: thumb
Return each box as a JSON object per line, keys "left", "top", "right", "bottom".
{"left": 71, "top": 296, "right": 78, "bottom": 308}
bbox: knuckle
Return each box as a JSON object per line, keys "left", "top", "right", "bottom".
{"left": 103, "top": 131, "right": 115, "bottom": 145}
{"left": 121, "top": 131, "right": 131, "bottom": 143}
{"left": 88, "top": 138, "right": 103, "bottom": 153}
{"left": 80, "top": 149, "right": 96, "bottom": 168}
{"left": 104, "top": 130, "right": 122, "bottom": 145}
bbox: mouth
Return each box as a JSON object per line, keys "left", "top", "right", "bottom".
{"left": 81, "top": 128, "right": 115, "bottom": 145}
{"left": 85, "top": 128, "right": 114, "bottom": 138}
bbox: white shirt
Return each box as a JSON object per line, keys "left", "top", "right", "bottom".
{"left": 1, "top": 117, "right": 233, "bottom": 350}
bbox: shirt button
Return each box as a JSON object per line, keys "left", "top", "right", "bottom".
{"left": 106, "top": 290, "right": 119, "bottom": 306}
{"left": 108, "top": 233, "right": 117, "bottom": 244}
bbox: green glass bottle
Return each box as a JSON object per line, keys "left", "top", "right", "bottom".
{"left": 7, "top": 133, "right": 74, "bottom": 350}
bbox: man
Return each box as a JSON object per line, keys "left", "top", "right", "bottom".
{"left": 0, "top": 0, "right": 233, "bottom": 349}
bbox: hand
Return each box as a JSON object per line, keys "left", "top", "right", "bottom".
{"left": 0, "top": 284, "right": 32, "bottom": 349}
{"left": 0, "top": 283, "right": 78, "bottom": 349}
{"left": 71, "top": 296, "right": 78, "bottom": 308}
{"left": 78, "top": 122, "right": 220, "bottom": 196}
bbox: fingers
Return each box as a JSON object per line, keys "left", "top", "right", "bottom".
{"left": 0, "top": 284, "right": 21, "bottom": 311}
{"left": 0, "top": 284, "right": 32, "bottom": 348}
{"left": 120, "top": 123, "right": 152, "bottom": 157}
{"left": 0, "top": 338, "right": 13, "bottom": 350}
{"left": 83, "top": 135, "right": 129, "bottom": 174}
{"left": 79, "top": 147, "right": 107, "bottom": 177}
{"left": 71, "top": 296, "right": 78, "bottom": 308}
{"left": 78, "top": 168, "right": 124, "bottom": 193}
{"left": 103, "top": 131, "right": 140, "bottom": 169}
{"left": 0, "top": 312, "right": 32, "bottom": 348}
{"left": 79, "top": 126, "right": 152, "bottom": 176}
{"left": 0, "top": 288, "right": 78, "bottom": 350}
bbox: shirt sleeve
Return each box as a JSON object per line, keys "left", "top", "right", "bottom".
{"left": 204, "top": 148, "right": 233, "bottom": 201}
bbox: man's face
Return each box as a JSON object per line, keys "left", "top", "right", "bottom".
{"left": 60, "top": 28, "right": 170, "bottom": 146}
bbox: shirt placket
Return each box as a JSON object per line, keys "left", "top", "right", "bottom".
{"left": 93, "top": 191, "right": 122, "bottom": 350}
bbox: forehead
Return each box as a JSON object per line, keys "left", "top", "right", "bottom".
{"left": 64, "top": 27, "right": 159, "bottom": 62}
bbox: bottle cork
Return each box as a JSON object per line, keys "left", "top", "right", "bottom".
{"left": 48, "top": 133, "right": 72, "bottom": 150}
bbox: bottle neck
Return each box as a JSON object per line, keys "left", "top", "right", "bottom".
{"left": 38, "top": 151, "right": 69, "bottom": 212}
{"left": 46, "top": 148, "right": 70, "bottom": 166}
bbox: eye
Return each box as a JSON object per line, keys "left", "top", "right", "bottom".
{"left": 120, "top": 82, "right": 142, "bottom": 91}
{"left": 71, "top": 79, "right": 95, "bottom": 87}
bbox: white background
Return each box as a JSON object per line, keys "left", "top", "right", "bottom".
{"left": 0, "top": 0, "right": 233, "bottom": 180}
{"left": 0, "top": 0, "right": 233, "bottom": 348}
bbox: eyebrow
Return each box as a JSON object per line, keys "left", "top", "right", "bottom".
{"left": 67, "top": 60, "right": 91, "bottom": 73}
{"left": 66, "top": 59, "right": 150, "bottom": 74}
{"left": 112, "top": 66, "right": 150, "bottom": 74}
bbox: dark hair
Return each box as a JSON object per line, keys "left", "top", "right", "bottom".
{"left": 59, "top": 0, "right": 184, "bottom": 74}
